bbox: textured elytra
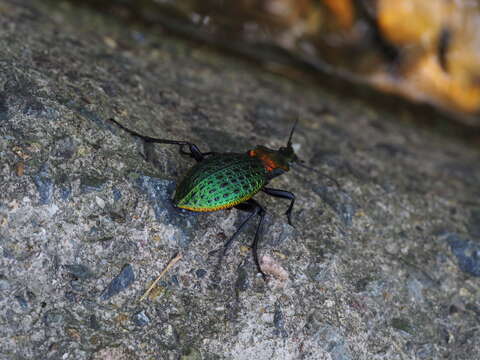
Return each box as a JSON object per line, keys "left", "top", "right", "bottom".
{"left": 174, "top": 153, "right": 267, "bottom": 211}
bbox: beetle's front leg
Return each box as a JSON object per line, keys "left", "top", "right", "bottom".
{"left": 262, "top": 187, "right": 295, "bottom": 226}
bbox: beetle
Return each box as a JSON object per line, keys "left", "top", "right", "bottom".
{"left": 109, "top": 117, "right": 325, "bottom": 278}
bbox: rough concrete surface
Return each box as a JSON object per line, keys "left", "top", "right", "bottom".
{"left": 0, "top": 1, "right": 479, "bottom": 359}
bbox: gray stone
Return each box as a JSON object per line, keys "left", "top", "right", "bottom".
{"left": 33, "top": 164, "right": 54, "bottom": 205}
{"left": 64, "top": 264, "right": 94, "bottom": 280}
{"left": 132, "top": 310, "right": 150, "bottom": 326}
{"left": 445, "top": 233, "right": 480, "bottom": 277}
{"left": 100, "top": 264, "right": 135, "bottom": 300}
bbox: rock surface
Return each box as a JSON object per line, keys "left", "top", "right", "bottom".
{"left": 0, "top": 0, "right": 479, "bottom": 359}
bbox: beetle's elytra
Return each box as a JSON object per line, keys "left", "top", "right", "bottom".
{"left": 173, "top": 153, "right": 266, "bottom": 212}
{"left": 110, "top": 118, "right": 301, "bottom": 278}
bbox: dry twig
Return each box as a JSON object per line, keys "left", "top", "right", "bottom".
{"left": 140, "top": 252, "right": 183, "bottom": 302}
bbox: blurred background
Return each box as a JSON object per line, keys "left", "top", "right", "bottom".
{"left": 67, "top": 0, "right": 480, "bottom": 131}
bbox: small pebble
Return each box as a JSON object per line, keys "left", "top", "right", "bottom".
{"left": 100, "top": 264, "right": 135, "bottom": 301}
{"left": 132, "top": 310, "right": 150, "bottom": 326}
{"left": 445, "top": 233, "right": 480, "bottom": 277}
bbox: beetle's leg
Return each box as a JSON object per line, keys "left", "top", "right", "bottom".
{"left": 222, "top": 204, "right": 260, "bottom": 254}
{"left": 232, "top": 199, "right": 267, "bottom": 279}
{"left": 179, "top": 146, "right": 215, "bottom": 161}
{"left": 262, "top": 187, "right": 295, "bottom": 226}
{"left": 252, "top": 204, "right": 267, "bottom": 280}
{"left": 109, "top": 117, "right": 208, "bottom": 162}
{"left": 174, "top": 143, "right": 206, "bottom": 162}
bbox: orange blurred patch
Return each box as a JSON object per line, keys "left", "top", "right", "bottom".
{"left": 377, "top": 0, "right": 452, "bottom": 49}
{"left": 377, "top": 0, "right": 480, "bottom": 113}
{"left": 409, "top": 53, "right": 480, "bottom": 113}
{"left": 322, "top": 0, "right": 354, "bottom": 29}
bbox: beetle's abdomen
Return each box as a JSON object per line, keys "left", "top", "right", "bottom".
{"left": 174, "top": 154, "right": 267, "bottom": 212}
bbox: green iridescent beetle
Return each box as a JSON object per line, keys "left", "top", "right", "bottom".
{"left": 110, "top": 118, "right": 330, "bottom": 278}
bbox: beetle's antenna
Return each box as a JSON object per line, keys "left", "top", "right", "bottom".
{"left": 294, "top": 161, "right": 340, "bottom": 188}
{"left": 287, "top": 118, "right": 299, "bottom": 147}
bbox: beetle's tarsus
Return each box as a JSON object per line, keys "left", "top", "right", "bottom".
{"left": 285, "top": 211, "right": 294, "bottom": 227}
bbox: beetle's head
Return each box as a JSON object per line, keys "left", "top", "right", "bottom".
{"left": 248, "top": 119, "right": 299, "bottom": 178}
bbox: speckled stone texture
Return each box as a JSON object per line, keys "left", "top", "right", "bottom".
{"left": 0, "top": 1, "right": 479, "bottom": 359}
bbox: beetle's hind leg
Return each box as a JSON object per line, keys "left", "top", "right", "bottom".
{"left": 219, "top": 199, "right": 267, "bottom": 279}
{"left": 251, "top": 204, "right": 267, "bottom": 279}
{"left": 222, "top": 204, "right": 259, "bottom": 255}
{"left": 108, "top": 117, "right": 208, "bottom": 162}
{"left": 178, "top": 146, "right": 215, "bottom": 162}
